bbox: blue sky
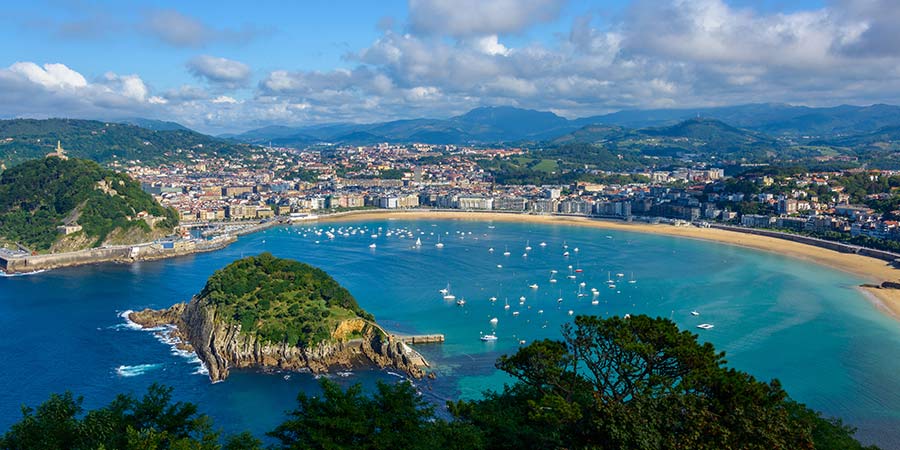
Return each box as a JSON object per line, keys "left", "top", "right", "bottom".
{"left": 0, "top": 0, "right": 896, "bottom": 133}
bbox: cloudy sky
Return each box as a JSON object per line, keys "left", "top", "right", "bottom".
{"left": 1, "top": 0, "right": 899, "bottom": 134}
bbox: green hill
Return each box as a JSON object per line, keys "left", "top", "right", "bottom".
{"left": 0, "top": 118, "right": 252, "bottom": 166}
{"left": 197, "top": 252, "right": 374, "bottom": 347}
{"left": 0, "top": 156, "right": 178, "bottom": 252}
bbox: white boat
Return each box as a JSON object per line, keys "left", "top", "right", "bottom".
{"left": 442, "top": 283, "right": 455, "bottom": 300}
{"left": 529, "top": 283, "right": 539, "bottom": 289}
{"left": 697, "top": 323, "right": 714, "bottom": 330}
{"left": 480, "top": 333, "right": 498, "bottom": 341}
{"left": 573, "top": 247, "right": 579, "bottom": 253}
{"left": 489, "top": 296, "right": 497, "bottom": 302}
{"left": 504, "top": 299, "right": 510, "bottom": 310}
{"left": 435, "top": 236, "right": 444, "bottom": 248}
{"left": 512, "top": 311, "right": 520, "bottom": 316}
{"left": 456, "top": 299, "right": 466, "bottom": 306}
{"left": 503, "top": 246, "right": 511, "bottom": 256}
{"left": 563, "top": 251, "right": 570, "bottom": 257}
{"left": 497, "top": 264, "right": 503, "bottom": 268}
{"left": 522, "top": 253, "right": 528, "bottom": 257}
{"left": 488, "top": 247, "right": 494, "bottom": 252}
{"left": 549, "top": 279, "right": 557, "bottom": 284}
{"left": 415, "top": 238, "right": 422, "bottom": 247}
{"left": 568, "top": 310, "right": 574, "bottom": 315}
{"left": 525, "top": 241, "right": 532, "bottom": 251}
{"left": 539, "top": 242, "right": 547, "bottom": 247}
{"left": 369, "top": 243, "right": 377, "bottom": 249}
{"left": 579, "top": 282, "right": 586, "bottom": 287}
{"left": 519, "top": 296, "right": 526, "bottom": 302}
{"left": 691, "top": 311, "right": 700, "bottom": 316}
{"left": 489, "top": 317, "right": 499, "bottom": 324}
{"left": 591, "top": 299, "right": 599, "bottom": 305}
{"left": 538, "top": 309, "right": 544, "bottom": 314}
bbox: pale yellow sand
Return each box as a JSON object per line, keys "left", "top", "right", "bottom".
{"left": 316, "top": 209, "right": 900, "bottom": 320}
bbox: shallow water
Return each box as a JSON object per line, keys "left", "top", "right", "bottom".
{"left": 1, "top": 218, "right": 898, "bottom": 447}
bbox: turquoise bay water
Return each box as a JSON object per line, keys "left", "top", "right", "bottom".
{"left": 2, "top": 218, "right": 900, "bottom": 447}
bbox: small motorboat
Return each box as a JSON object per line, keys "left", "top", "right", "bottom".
{"left": 480, "top": 333, "right": 498, "bottom": 341}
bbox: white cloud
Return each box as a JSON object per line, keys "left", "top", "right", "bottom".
{"left": 472, "top": 35, "right": 510, "bottom": 56}
{"left": 141, "top": 9, "right": 268, "bottom": 48}
{"left": 187, "top": 55, "right": 251, "bottom": 88}
{"left": 211, "top": 95, "right": 239, "bottom": 104}
{"left": 408, "top": 0, "right": 566, "bottom": 36}
{"left": 0, "top": 62, "right": 166, "bottom": 121}
{"left": 8, "top": 62, "right": 87, "bottom": 90}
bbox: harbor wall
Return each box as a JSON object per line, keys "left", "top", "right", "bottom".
{"left": 0, "top": 235, "right": 236, "bottom": 274}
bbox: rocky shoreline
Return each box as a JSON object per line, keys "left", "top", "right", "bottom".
{"left": 128, "top": 299, "right": 430, "bottom": 382}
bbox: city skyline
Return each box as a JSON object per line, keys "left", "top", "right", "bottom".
{"left": 2, "top": 0, "right": 899, "bottom": 134}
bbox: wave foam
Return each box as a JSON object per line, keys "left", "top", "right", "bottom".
{"left": 117, "top": 311, "right": 209, "bottom": 378}
{"left": 0, "top": 269, "right": 47, "bottom": 277}
{"left": 116, "top": 363, "right": 162, "bottom": 377}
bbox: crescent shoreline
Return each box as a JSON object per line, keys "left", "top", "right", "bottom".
{"left": 314, "top": 209, "right": 900, "bottom": 321}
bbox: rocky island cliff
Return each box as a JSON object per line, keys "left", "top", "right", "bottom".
{"left": 128, "top": 253, "right": 429, "bottom": 382}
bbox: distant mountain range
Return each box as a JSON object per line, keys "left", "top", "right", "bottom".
{"left": 223, "top": 103, "right": 900, "bottom": 146}
{"left": 4, "top": 102, "right": 900, "bottom": 169}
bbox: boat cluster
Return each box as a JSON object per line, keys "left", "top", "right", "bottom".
{"left": 286, "top": 224, "right": 493, "bottom": 250}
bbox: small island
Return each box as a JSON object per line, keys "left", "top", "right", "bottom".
{"left": 129, "top": 253, "right": 429, "bottom": 382}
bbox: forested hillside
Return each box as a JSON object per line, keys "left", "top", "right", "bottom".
{"left": 0, "top": 157, "right": 178, "bottom": 252}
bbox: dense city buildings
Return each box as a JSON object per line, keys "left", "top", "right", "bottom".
{"left": 120, "top": 140, "right": 900, "bottom": 253}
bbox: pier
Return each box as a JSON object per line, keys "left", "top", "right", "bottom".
{"left": 394, "top": 334, "right": 445, "bottom": 344}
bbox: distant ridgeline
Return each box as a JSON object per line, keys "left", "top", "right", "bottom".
{"left": 0, "top": 156, "right": 178, "bottom": 252}
{"left": 0, "top": 118, "right": 251, "bottom": 166}
{"left": 128, "top": 253, "right": 428, "bottom": 382}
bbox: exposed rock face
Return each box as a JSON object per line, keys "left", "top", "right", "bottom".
{"left": 129, "top": 300, "right": 429, "bottom": 382}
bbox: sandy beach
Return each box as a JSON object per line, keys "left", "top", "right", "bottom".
{"left": 317, "top": 209, "right": 900, "bottom": 320}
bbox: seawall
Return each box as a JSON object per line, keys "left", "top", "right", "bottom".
{"left": 0, "top": 235, "right": 236, "bottom": 274}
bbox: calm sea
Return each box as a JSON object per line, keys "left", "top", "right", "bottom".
{"left": 1, "top": 218, "right": 899, "bottom": 447}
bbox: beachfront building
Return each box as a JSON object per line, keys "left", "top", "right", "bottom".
{"left": 741, "top": 214, "right": 776, "bottom": 228}
{"left": 493, "top": 197, "right": 526, "bottom": 211}
{"left": 457, "top": 196, "right": 493, "bottom": 210}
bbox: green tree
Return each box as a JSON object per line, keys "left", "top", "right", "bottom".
{"left": 451, "top": 315, "right": 875, "bottom": 450}
{"left": 0, "top": 384, "right": 240, "bottom": 450}
{"left": 269, "top": 379, "right": 480, "bottom": 450}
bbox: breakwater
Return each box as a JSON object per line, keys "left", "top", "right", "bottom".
{"left": 0, "top": 235, "right": 236, "bottom": 274}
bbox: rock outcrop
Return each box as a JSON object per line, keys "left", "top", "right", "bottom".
{"left": 129, "top": 299, "right": 429, "bottom": 382}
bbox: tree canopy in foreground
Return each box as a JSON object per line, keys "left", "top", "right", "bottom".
{"left": 0, "top": 315, "right": 878, "bottom": 449}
